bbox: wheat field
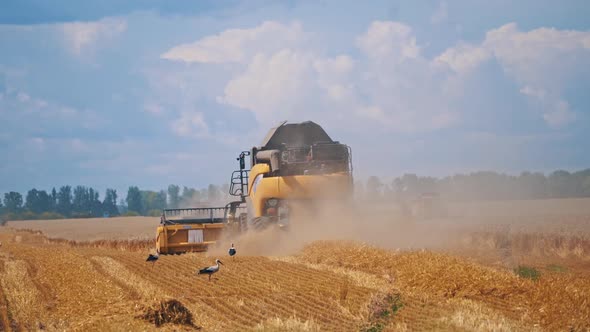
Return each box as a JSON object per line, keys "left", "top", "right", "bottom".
{"left": 1, "top": 198, "right": 590, "bottom": 331}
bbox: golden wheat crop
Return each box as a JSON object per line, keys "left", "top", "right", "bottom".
{"left": 298, "top": 241, "right": 590, "bottom": 330}
{"left": 1, "top": 200, "right": 590, "bottom": 331}
{"left": 5, "top": 216, "right": 159, "bottom": 241}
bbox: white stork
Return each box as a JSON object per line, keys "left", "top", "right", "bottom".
{"left": 197, "top": 259, "right": 223, "bottom": 281}
{"left": 146, "top": 252, "right": 159, "bottom": 268}
{"left": 228, "top": 243, "right": 236, "bottom": 259}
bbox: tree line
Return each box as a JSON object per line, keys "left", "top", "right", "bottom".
{"left": 1, "top": 186, "right": 119, "bottom": 221}
{"left": 2, "top": 168, "right": 589, "bottom": 222}
{"left": 124, "top": 184, "right": 230, "bottom": 216}
{"left": 0, "top": 183, "right": 232, "bottom": 222}
{"left": 358, "top": 169, "right": 590, "bottom": 201}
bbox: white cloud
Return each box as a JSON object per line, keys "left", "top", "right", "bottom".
{"left": 36, "top": 99, "right": 48, "bottom": 108}
{"left": 171, "top": 112, "right": 209, "bottom": 138}
{"left": 356, "top": 105, "right": 385, "bottom": 121}
{"left": 354, "top": 22, "right": 459, "bottom": 132}
{"left": 356, "top": 21, "right": 419, "bottom": 63}
{"left": 155, "top": 19, "right": 587, "bottom": 136}
{"left": 157, "top": 20, "right": 458, "bottom": 134}
{"left": 11, "top": 91, "right": 48, "bottom": 108}
{"left": 543, "top": 100, "right": 575, "bottom": 127}
{"left": 313, "top": 55, "right": 355, "bottom": 103}
{"left": 16, "top": 92, "right": 30, "bottom": 102}
{"left": 436, "top": 23, "right": 590, "bottom": 127}
{"left": 0, "top": 87, "right": 103, "bottom": 138}
{"left": 486, "top": 23, "right": 589, "bottom": 127}
{"left": 161, "top": 21, "right": 304, "bottom": 64}
{"left": 60, "top": 18, "right": 127, "bottom": 55}
{"left": 484, "top": 23, "right": 590, "bottom": 88}
{"left": 434, "top": 43, "right": 490, "bottom": 74}
{"left": 217, "top": 21, "right": 457, "bottom": 133}
{"left": 520, "top": 86, "right": 546, "bottom": 100}
{"left": 437, "top": 22, "right": 590, "bottom": 79}
{"left": 220, "top": 49, "right": 316, "bottom": 124}
{"left": 313, "top": 55, "right": 354, "bottom": 79}
{"left": 520, "top": 87, "right": 575, "bottom": 127}
{"left": 141, "top": 63, "right": 250, "bottom": 145}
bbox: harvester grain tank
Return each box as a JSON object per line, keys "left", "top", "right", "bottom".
{"left": 156, "top": 121, "right": 353, "bottom": 254}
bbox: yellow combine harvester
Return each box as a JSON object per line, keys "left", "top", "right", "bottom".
{"left": 156, "top": 121, "right": 353, "bottom": 254}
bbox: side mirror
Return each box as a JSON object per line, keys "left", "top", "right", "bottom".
{"left": 237, "top": 151, "right": 250, "bottom": 170}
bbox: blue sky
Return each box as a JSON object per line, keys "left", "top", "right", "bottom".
{"left": 1, "top": 0, "right": 589, "bottom": 196}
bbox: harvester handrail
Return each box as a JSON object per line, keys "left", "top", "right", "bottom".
{"left": 164, "top": 207, "right": 225, "bottom": 219}
{"left": 161, "top": 206, "right": 246, "bottom": 225}
{"left": 163, "top": 207, "right": 228, "bottom": 213}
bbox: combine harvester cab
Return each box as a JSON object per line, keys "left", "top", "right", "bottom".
{"left": 156, "top": 120, "right": 353, "bottom": 254}
{"left": 243, "top": 121, "right": 354, "bottom": 230}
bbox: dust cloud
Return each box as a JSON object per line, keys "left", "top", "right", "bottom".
{"left": 207, "top": 198, "right": 464, "bottom": 257}
{"left": 207, "top": 194, "right": 590, "bottom": 259}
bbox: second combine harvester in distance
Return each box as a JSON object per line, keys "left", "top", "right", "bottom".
{"left": 156, "top": 121, "right": 354, "bottom": 254}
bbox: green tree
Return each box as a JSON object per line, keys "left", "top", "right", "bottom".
{"left": 126, "top": 186, "right": 142, "bottom": 215}
{"left": 155, "top": 190, "right": 167, "bottom": 210}
{"left": 582, "top": 176, "right": 590, "bottom": 197}
{"left": 72, "top": 185, "right": 90, "bottom": 216}
{"left": 24, "top": 188, "right": 38, "bottom": 212}
{"left": 103, "top": 189, "right": 119, "bottom": 216}
{"left": 548, "top": 170, "right": 572, "bottom": 198}
{"left": 25, "top": 189, "right": 52, "bottom": 214}
{"left": 400, "top": 174, "right": 419, "bottom": 193}
{"left": 88, "top": 187, "right": 102, "bottom": 217}
{"left": 167, "top": 184, "right": 180, "bottom": 209}
{"left": 181, "top": 186, "right": 198, "bottom": 205}
{"left": 572, "top": 169, "right": 590, "bottom": 197}
{"left": 25, "top": 188, "right": 39, "bottom": 212}
{"left": 141, "top": 191, "right": 156, "bottom": 215}
{"left": 4, "top": 192, "right": 23, "bottom": 212}
{"left": 141, "top": 190, "right": 167, "bottom": 215}
{"left": 519, "top": 172, "right": 547, "bottom": 199}
{"left": 71, "top": 186, "right": 102, "bottom": 217}
{"left": 37, "top": 189, "right": 52, "bottom": 213}
{"left": 118, "top": 198, "right": 128, "bottom": 214}
{"left": 56, "top": 186, "right": 73, "bottom": 216}
{"left": 51, "top": 187, "right": 57, "bottom": 211}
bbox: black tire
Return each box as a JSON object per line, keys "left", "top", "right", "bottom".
{"left": 238, "top": 213, "right": 248, "bottom": 232}
{"left": 248, "top": 216, "right": 273, "bottom": 231}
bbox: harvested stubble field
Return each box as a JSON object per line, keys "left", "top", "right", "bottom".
{"left": 5, "top": 216, "right": 160, "bottom": 241}
{"left": 1, "top": 198, "right": 590, "bottom": 331}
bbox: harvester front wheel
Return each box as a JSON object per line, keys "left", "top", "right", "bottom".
{"left": 248, "top": 216, "right": 273, "bottom": 231}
